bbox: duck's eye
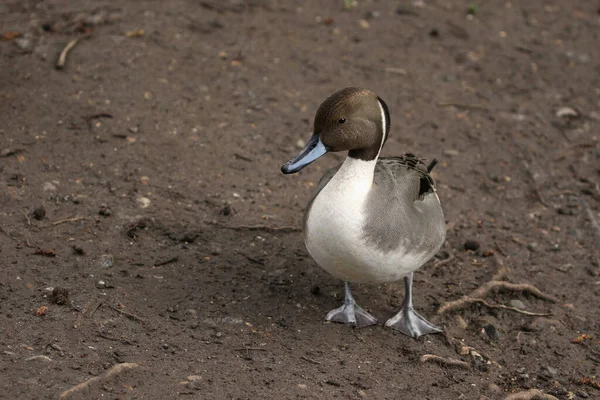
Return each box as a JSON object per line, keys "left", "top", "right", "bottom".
{"left": 338, "top": 118, "right": 346, "bottom": 124}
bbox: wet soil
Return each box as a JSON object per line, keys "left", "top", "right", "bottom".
{"left": 1, "top": 1, "right": 599, "bottom": 399}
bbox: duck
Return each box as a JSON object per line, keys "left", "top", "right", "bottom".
{"left": 281, "top": 87, "right": 445, "bottom": 338}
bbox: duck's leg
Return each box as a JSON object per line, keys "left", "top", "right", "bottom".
{"left": 326, "top": 282, "right": 378, "bottom": 328}
{"left": 384, "top": 272, "right": 443, "bottom": 338}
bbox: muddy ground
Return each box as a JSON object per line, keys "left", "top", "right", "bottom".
{"left": 1, "top": 0, "right": 599, "bottom": 399}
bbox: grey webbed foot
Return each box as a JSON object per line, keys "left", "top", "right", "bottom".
{"left": 326, "top": 282, "right": 378, "bottom": 328}
{"left": 326, "top": 301, "right": 378, "bottom": 328}
{"left": 384, "top": 272, "right": 443, "bottom": 338}
{"left": 384, "top": 307, "right": 442, "bottom": 338}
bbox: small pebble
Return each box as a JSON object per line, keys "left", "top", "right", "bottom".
{"left": 14, "top": 36, "right": 33, "bottom": 51}
{"left": 464, "top": 240, "right": 480, "bottom": 251}
{"left": 32, "top": 206, "right": 46, "bottom": 220}
{"left": 557, "top": 207, "right": 576, "bottom": 215}
{"left": 181, "top": 231, "right": 199, "bottom": 243}
{"left": 43, "top": 182, "right": 57, "bottom": 192}
{"left": 557, "top": 264, "right": 573, "bottom": 272}
{"left": 555, "top": 106, "right": 578, "bottom": 118}
{"left": 220, "top": 205, "right": 233, "bottom": 216}
{"left": 51, "top": 287, "right": 69, "bottom": 305}
{"left": 545, "top": 366, "right": 558, "bottom": 377}
{"left": 509, "top": 299, "right": 526, "bottom": 310}
{"left": 483, "top": 324, "right": 500, "bottom": 341}
{"left": 137, "top": 197, "right": 151, "bottom": 208}
{"left": 551, "top": 387, "right": 568, "bottom": 396}
{"left": 526, "top": 242, "right": 538, "bottom": 252}
{"left": 72, "top": 245, "right": 85, "bottom": 255}
{"left": 358, "top": 19, "right": 370, "bottom": 29}
{"left": 100, "top": 254, "right": 114, "bottom": 268}
{"left": 296, "top": 139, "right": 306, "bottom": 149}
{"left": 98, "top": 204, "right": 112, "bottom": 216}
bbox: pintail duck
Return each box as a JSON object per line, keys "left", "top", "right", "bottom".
{"left": 281, "top": 87, "right": 445, "bottom": 338}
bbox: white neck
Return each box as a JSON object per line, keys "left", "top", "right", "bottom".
{"left": 331, "top": 97, "right": 388, "bottom": 188}
{"left": 334, "top": 156, "right": 377, "bottom": 189}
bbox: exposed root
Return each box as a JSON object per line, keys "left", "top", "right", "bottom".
{"left": 419, "top": 354, "right": 470, "bottom": 369}
{"left": 58, "top": 362, "right": 139, "bottom": 399}
{"left": 438, "top": 256, "right": 556, "bottom": 315}
{"left": 438, "top": 281, "right": 556, "bottom": 314}
{"left": 449, "top": 298, "right": 552, "bottom": 316}
{"left": 504, "top": 388, "right": 559, "bottom": 400}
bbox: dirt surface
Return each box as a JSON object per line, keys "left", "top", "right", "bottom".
{"left": 1, "top": 1, "right": 600, "bottom": 399}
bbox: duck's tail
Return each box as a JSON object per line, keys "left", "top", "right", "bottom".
{"left": 426, "top": 159, "right": 438, "bottom": 173}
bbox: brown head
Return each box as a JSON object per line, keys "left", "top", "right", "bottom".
{"left": 281, "top": 87, "right": 390, "bottom": 174}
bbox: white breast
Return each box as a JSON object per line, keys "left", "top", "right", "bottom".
{"left": 304, "top": 157, "right": 429, "bottom": 284}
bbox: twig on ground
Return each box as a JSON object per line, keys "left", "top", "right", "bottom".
{"left": 205, "top": 221, "right": 301, "bottom": 233}
{"left": 103, "top": 304, "right": 146, "bottom": 324}
{"left": 233, "top": 153, "right": 253, "bottom": 162}
{"left": 154, "top": 256, "right": 178, "bottom": 266}
{"left": 494, "top": 241, "right": 507, "bottom": 257}
{"left": 504, "top": 388, "right": 559, "bottom": 400}
{"left": 236, "top": 251, "right": 264, "bottom": 265}
{"left": 300, "top": 356, "right": 321, "bottom": 365}
{"left": 436, "top": 102, "right": 489, "bottom": 111}
{"left": 56, "top": 35, "right": 90, "bottom": 70}
{"left": 58, "top": 362, "right": 139, "bottom": 399}
{"left": 44, "top": 216, "right": 85, "bottom": 227}
{"left": 234, "top": 347, "right": 267, "bottom": 352}
{"left": 419, "top": 354, "right": 470, "bottom": 369}
{"left": 23, "top": 210, "right": 31, "bottom": 226}
{"left": 33, "top": 248, "right": 57, "bottom": 257}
